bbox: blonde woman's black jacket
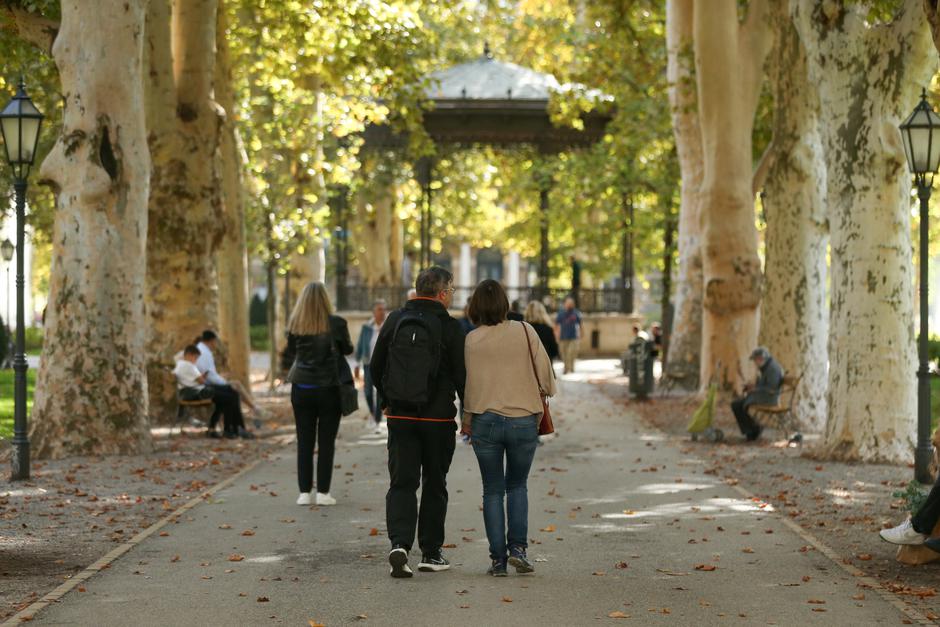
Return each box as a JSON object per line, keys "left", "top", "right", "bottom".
{"left": 282, "top": 315, "right": 354, "bottom": 387}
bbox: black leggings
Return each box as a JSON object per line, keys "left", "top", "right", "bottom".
{"left": 291, "top": 385, "right": 342, "bottom": 494}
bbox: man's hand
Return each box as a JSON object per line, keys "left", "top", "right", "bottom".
{"left": 354, "top": 366, "right": 361, "bottom": 380}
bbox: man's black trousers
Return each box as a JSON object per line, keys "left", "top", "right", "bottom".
{"left": 205, "top": 384, "right": 245, "bottom": 434}
{"left": 731, "top": 398, "right": 759, "bottom": 437}
{"left": 386, "top": 419, "right": 456, "bottom": 554}
{"left": 912, "top": 473, "right": 940, "bottom": 534}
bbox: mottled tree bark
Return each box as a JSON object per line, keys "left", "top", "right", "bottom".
{"left": 693, "top": 0, "right": 770, "bottom": 391}
{"left": 214, "top": 5, "right": 251, "bottom": 389}
{"left": 145, "top": 0, "right": 224, "bottom": 422}
{"left": 793, "top": 0, "right": 934, "bottom": 462}
{"left": 355, "top": 163, "right": 398, "bottom": 287}
{"left": 664, "top": 0, "right": 703, "bottom": 389}
{"left": 31, "top": 0, "right": 152, "bottom": 457}
{"left": 758, "top": 1, "right": 828, "bottom": 432}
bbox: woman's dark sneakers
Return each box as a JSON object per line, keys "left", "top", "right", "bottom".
{"left": 417, "top": 550, "right": 450, "bottom": 572}
{"left": 508, "top": 550, "right": 534, "bottom": 574}
{"left": 388, "top": 546, "right": 413, "bottom": 578}
{"left": 487, "top": 558, "right": 508, "bottom": 577}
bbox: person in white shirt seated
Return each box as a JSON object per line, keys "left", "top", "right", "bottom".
{"left": 174, "top": 344, "right": 247, "bottom": 439}
{"left": 195, "top": 331, "right": 255, "bottom": 439}
{"left": 196, "top": 329, "right": 264, "bottom": 411}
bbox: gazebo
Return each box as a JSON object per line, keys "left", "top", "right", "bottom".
{"left": 335, "top": 45, "right": 613, "bottom": 307}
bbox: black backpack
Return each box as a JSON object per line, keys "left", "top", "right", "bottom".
{"left": 382, "top": 309, "right": 443, "bottom": 408}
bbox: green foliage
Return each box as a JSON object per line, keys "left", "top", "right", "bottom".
{"left": 249, "top": 325, "right": 270, "bottom": 352}
{"left": 24, "top": 326, "right": 42, "bottom": 353}
{"left": 0, "top": 367, "right": 35, "bottom": 440}
{"left": 893, "top": 481, "right": 929, "bottom": 515}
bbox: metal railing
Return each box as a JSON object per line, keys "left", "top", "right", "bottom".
{"left": 337, "top": 285, "right": 632, "bottom": 314}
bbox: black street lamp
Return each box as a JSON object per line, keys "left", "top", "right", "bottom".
{"left": 900, "top": 89, "right": 940, "bottom": 484}
{"left": 0, "top": 80, "right": 43, "bottom": 481}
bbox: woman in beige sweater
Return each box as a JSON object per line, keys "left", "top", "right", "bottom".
{"left": 461, "top": 280, "right": 557, "bottom": 577}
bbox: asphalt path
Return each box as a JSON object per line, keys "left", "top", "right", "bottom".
{"left": 30, "top": 362, "right": 916, "bottom": 626}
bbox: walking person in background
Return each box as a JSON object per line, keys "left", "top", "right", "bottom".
{"left": 462, "top": 280, "right": 556, "bottom": 576}
{"left": 282, "top": 282, "right": 354, "bottom": 507}
{"left": 554, "top": 296, "right": 582, "bottom": 374}
{"left": 355, "top": 299, "right": 388, "bottom": 433}
{"left": 371, "top": 267, "right": 466, "bottom": 578}
{"left": 524, "top": 300, "right": 559, "bottom": 363}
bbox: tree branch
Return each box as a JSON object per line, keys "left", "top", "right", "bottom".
{"left": 1, "top": 4, "right": 58, "bottom": 55}
{"left": 752, "top": 136, "right": 776, "bottom": 195}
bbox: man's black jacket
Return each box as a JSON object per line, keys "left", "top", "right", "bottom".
{"left": 370, "top": 298, "right": 466, "bottom": 422}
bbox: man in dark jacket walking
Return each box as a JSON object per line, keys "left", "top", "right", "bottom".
{"left": 731, "top": 347, "right": 783, "bottom": 441}
{"left": 371, "top": 267, "right": 466, "bottom": 578}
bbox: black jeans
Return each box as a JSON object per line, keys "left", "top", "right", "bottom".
{"left": 205, "top": 384, "right": 244, "bottom": 434}
{"left": 291, "top": 385, "right": 342, "bottom": 494}
{"left": 912, "top": 474, "right": 940, "bottom": 534}
{"left": 731, "top": 398, "right": 758, "bottom": 437}
{"left": 386, "top": 420, "right": 456, "bottom": 554}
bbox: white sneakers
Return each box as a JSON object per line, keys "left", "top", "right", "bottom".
{"left": 316, "top": 492, "right": 337, "bottom": 506}
{"left": 879, "top": 519, "right": 926, "bottom": 545}
{"left": 296, "top": 492, "right": 337, "bottom": 506}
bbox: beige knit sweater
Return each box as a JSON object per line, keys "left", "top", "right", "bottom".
{"left": 463, "top": 321, "right": 557, "bottom": 424}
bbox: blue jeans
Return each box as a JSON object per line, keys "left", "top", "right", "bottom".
{"left": 470, "top": 412, "right": 540, "bottom": 560}
{"left": 363, "top": 365, "right": 383, "bottom": 425}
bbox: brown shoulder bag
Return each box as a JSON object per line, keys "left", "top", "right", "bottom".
{"left": 523, "top": 323, "right": 555, "bottom": 435}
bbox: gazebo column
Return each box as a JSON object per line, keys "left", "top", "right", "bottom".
{"left": 507, "top": 250, "right": 521, "bottom": 304}
{"left": 415, "top": 157, "right": 434, "bottom": 269}
{"left": 328, "top": 184, "right": 350, "bottom": 310}
{"left": 538, "top": 183, "right": 551, "bottom": 297}
{"left": 459, "top": 242, "right": 473, "bottom": 302}
{"left": 620, "top": 192, "right": 635, "bottom": 314}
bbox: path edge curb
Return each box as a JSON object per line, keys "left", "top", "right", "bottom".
{"left": 3, "top": 454, "right": 270, "bottom": 625}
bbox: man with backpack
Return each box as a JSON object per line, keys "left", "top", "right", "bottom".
{"left": 370, "top": 267, "right": 467, "bottom": 579}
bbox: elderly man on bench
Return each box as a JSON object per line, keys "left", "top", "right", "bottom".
{"left": 731, "top": 347, "right": 783, "bottom": 442}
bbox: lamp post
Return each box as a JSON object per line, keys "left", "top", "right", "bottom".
{"left": 1, "top": 238, "right": 13, "bottom": 336}
{"left": 0, "top": 80, "right": 43, "bottom": 481}
{"left": 899, "top": 89, "right": 940, "bottom": 484}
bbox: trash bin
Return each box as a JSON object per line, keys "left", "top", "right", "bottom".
{"left": 623, "top": 338, "right": 654, "bottom": 399}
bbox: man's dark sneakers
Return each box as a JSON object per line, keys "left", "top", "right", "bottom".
{"left": 508, "top": 549, "right": 534, "bottom": 574}
{"left": 389, "top": 546, "right": 413, "bottom": 578}
{"left": 745, "top": 425, "right": 763, "bottom": 442}
{"left": 417, "top": 550, "right": 450, "bottom": 572}
{"left": 487, "top": 558, "right": 508, "bottom": 577}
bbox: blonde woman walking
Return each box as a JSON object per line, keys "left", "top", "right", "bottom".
{"left": 462, "top": 280, "right": 556, "bottom": 576}
{"left": 281, "top": 282, "right": 354, "bottom": 506}
{"left": 524, "top": 300, "right": 559, "bottom": 363}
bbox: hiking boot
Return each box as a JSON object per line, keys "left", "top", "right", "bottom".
{"left": 389, "top": 545, "right": 413, "bottom": 578}
{"left": 879, "top": 519, "right": 926, "bottom": 545}
{"left": 417, "top": 550, "right": 450, "bottom": 572}
{"left": 487, "top": 558, "right": 508, "bottom": 577}
{"left": 508, "top": 549, "right": 534, "bottom": 574}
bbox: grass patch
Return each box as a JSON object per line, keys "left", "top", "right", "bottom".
{"left": 0, "top": 368, "right": 36, "bottom": 440}
{"left": 250, "top": 325, "right": 271, "bottom": 352}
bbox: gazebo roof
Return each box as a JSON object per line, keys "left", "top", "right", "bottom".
{"left": 363, "top": 46, "right": 612, "bottom": 152}
{"left": 425, "top": 48, "right": 561, "bottom": 102}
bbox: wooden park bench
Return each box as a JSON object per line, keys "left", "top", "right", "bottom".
{"left": 176, "top": 395, "right": 214, "bottom": 434}
{"left": 748, "top": 374, "right": 803, "bottom": 446}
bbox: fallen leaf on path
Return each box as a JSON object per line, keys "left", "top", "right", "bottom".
{"left": 852, "top": 594, "right": 865, "bottom": 601}
{"left": 856, "top": 553, "right": 872, "bottom": 561}
{"left": 159, "top": 531, "right": 170, "bottom": 537}
{"left": 241, "top": 530, "right": 255, "bottom": 536}
{"left": 502, "top": 596, "right": 513, "bottom": 603}
{"left": 368, "top": 528, "right": 379, "bottom": 536}
{"left": 459, "top": 605, "right": 470, "bottom": 609}
{"left": 807, "top": 599, "right": 825, "bottom": 604}
{"left": 170, "top": 555, "right": 181, "bottom": 563}
{"left": 219, "top": 524, "right": 232, "bottom": 530}
{"left": 615, "top": 561, "right": 628, "bottom": 569}
{"left": 257, "top": 596, "right": 269, "bottom": 603}
{"left": 693, "top": 564, "right": 716, "bottom": 572}
{"left": 540, "top": 525, "right": 556, "bottom": 532}
{"left": 308, "top": 621, "right": 325, "bottom": 627}
{"left": 228, "top": 554, "right": 245, "bottom": 562}
{"left": 742, "top": 547, "right": 754, "bottom": 554}
{"left": 593, "top": 571, "right": 606, "bottom": 576}
{"left": 608, "top": 611, "right": 630, "bottom": 618}
{"left": 442, "top": 543, "right": 457, "bottom": 548}
{"left": 656, "top": 569, "right": 689, "bottom": 576}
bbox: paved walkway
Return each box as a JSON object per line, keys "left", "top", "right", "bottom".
{"left": 29, "top": 362, "right": 916, "bottom": 626}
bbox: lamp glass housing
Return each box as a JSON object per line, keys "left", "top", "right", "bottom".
{"left": 900, "top": 92, "right": 940, "bottom": 176}
{"left": 0, "top": 82, "right": 43, "bottom": 178}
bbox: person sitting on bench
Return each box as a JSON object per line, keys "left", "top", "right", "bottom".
{"left": 177, "top": 343, "right": 250, "bottom": 439}
{"left": 880, "top": 475, "right": 940, "bottom": 551}
{"left": 731, "top": 347, "right": 783, "bottom": 442}
{"left": 196, "top": 329, "right": 265, "bottom": 421}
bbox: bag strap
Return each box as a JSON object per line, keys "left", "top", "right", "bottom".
{"left": 522, "top": 323, "right": 544, "bottom": 396}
